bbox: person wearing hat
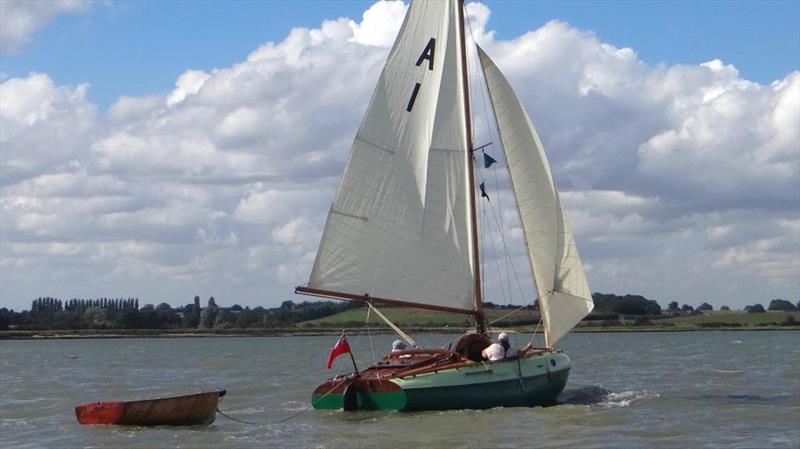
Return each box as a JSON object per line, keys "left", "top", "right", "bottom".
{"left": 481, "top": 332, "right": 518, "bottom": 361}
{"left": 391, "top": 339, "right": 407, "bottom": 353}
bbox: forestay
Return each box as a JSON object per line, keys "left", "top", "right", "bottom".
{"left": 478, "top": 46, "right": 594, "bottom": 346}
{"left": 307, "top": 0, "right": 475, "bottom": 312}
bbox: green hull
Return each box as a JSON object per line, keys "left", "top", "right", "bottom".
{"left": 311, "top": 352, "right": 570, "bottom": 411}
{"left": 311, "top": 384, "right": 408, "bottom": 411}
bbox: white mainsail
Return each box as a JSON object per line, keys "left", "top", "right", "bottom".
{"left": 477, "top": 46, "right": 594, "bottom": 347}
{"left": 307, "top": 0, "right": 475, "bottom": 312}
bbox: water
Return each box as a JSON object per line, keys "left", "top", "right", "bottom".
{"left": 1, "top": 331, "right": 798, "bottom": 449}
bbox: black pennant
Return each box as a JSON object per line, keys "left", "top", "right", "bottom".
{"left": 483, "top": 153, "right": 497, "bottom": 169}
{"left": 479, "top": 182, "right": 490, "bottom": 201}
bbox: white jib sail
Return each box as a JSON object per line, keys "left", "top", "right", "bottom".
{"left": 308, "top": 0, "right": 475, "bottom": 312}
{"left": 478, "top": 46, "right": 593, "bottom": 346}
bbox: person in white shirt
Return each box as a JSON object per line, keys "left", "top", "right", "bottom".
{"left": 481, "top": 332, "right": 517, "bottom": 361}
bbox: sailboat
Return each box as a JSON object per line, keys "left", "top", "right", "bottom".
{"left": 295, "top": 0, "right": 593, "bottom": 411}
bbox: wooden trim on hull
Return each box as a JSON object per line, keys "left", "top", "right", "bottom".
{"left": 295, "top": 286, "right": 478, "bottom": 316}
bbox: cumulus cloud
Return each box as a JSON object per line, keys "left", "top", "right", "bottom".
{"left": 234, "top": 187, "right": 329, "bottom": 225}
{"left": 349, "top": 0, "right": 407, "bottom": 46}
{"left": 1, "top": 1, "right": 797, "bottom": 310}
{"left": 0, "top": 72, "right": 96, "bottom": 185}
{"left": 166, "top": 70, "right": 211, "bottom": 106}
{"left": 0, "top": 0, "right": 92, "bottom": 53}
{"left": 473, "top": 16, "right": 798, "bottom": 305}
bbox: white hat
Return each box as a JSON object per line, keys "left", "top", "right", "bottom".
{"left": 392, "top": 339, "right": 407, "bottom": 350}
{"left": 498, "top": 332, "right": 509, "bottom": 342}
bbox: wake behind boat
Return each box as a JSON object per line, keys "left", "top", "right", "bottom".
{"left": 296, "top": 0, "right": 594, "bottom": 411}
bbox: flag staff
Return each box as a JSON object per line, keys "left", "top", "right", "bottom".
{"left": 344, "top": 330, "right": 359, "bottom": 376}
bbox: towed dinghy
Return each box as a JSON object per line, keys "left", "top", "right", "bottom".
{"left": 75, "top": 390, "right": 225, "bottom": 426}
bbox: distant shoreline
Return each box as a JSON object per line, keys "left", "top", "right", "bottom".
{"left": 2, "top": 326, "right": 798, "bottom": 340}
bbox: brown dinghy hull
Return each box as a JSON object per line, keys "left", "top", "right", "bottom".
{"left": 75, "top": 390, "right": 225, "bottom": 426}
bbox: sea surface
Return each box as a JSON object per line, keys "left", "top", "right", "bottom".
{"left": 1, "top": 331, "right": 798, "bottom": 449}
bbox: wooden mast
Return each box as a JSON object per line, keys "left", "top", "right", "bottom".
{"left": 457, "top": 0, "right": 484, "bottom": 334}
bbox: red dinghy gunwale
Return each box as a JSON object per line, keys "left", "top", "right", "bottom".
{"left": 74, "top": 401, "right": 125, "bottom": 425}
{"left": 75, "top": 390, "right": 225, "bottom": 426}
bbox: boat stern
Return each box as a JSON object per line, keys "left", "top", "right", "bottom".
{"left": 311, "top": 376, "right": 407, "bottom": 411}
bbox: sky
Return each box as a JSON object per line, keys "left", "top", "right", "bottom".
{"left": 0, "top": 0, "right": 798, "bottom": 311}
{"left": 2, "top": 1, "right": 798, "bottom": 108}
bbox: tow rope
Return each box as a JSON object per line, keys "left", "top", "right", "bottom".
{"left": 216, "top": 407, "right": 257, "bottom": 425}
{"left": 216, "top": 405, "right": 313, "bottom": 426}
{"left": 215, "top": 376, "right": 351, "bottom": 425}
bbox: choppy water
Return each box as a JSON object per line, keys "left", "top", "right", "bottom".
{"left": 1, "top": 331, "right": 798, "bottom": 449}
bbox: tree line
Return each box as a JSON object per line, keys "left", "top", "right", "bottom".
{"left": 0, "top": 294, "right": 796, "bottom": 331}
{"left": 31, "top": 297, "right": 141, "bottom": 314}
{"left": 0, "top": 296, "right": 362, "bottom": 330}
{"left": 591, "top": 294, "right": 798, "bottom": 316}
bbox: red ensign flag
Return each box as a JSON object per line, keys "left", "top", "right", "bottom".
{"left": 326, "top": 334, "right": 351, "bottom": 369}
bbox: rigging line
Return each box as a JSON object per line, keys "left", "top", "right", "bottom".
{"left": 352, "top": 305, "right": 379, "bottom": 362}
{"left": 477, "top": 173, "right": 488, "bottom": 292}
{"left": 501, "top": 225, "right": 527, "bottom": 303}
{"left": 485, "top": 147, "right": 513, "bottom": 301}
{"left": 466, "top": 15, "right": 515, "bottom": 304}
{"left": 466, "top": 1, "right": 511, "bottom": 314}
{"left": 477, "top": 170, "right": 510, "bottom": 305}
{"left": 464, "top": 3, "right": 494, "bottom": 148}
{"left": 466, "top": 14, "right": 517, "bottom": 304}
{"left": 529, "top": 318, "right": 543, "bottom": 347}
{"left": 477, "top": 52, "right": 497, "bottom": 147}
{"left": 486, "top": 197, "right": 528, "bottom": 302}
{"left": 482, "top": 155, "right": 514, "bottom": 303}
{"left": 487, "top": 203, "right": 510, "bottom": 305}
{"left": 493, "top": 173, "right": 515, "bottom": 304}
{"left": 481, "top": 172, "right": 517, "bottom": 306}
{"left": 480, "top": 201, "right": 509, "bottom": 305}
{"left": 465, "top": 5, "right": 499, "bottom": 163}
{"left": 478, "top": 190, "right": 490, "bottom": 297}
{"left": 479, "top": 197, "right": 486, "bottom": 289}
{"left": 486, "top": 203, "right": 514, "bottom": 304}
{"left": 479, "top": 142, "right": 516, "bottom": 303}
{"left": 486, "top": 304, "right": 528, "bottom": 326}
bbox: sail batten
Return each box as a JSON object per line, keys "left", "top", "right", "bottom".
{"left": 477, "top": 46, "right": 593, "bottom": 347}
